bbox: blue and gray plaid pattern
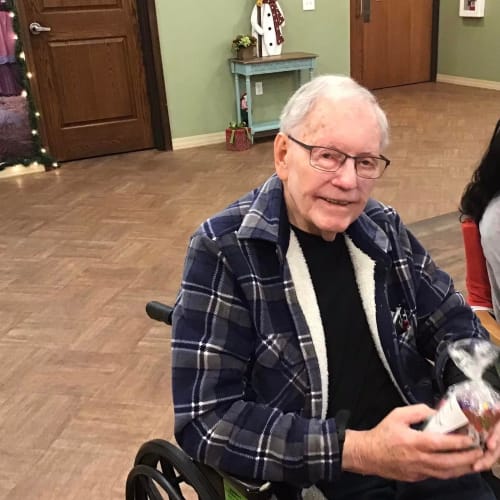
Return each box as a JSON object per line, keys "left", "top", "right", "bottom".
{"left": 172, "top": 174, "right": 487, "bottom": 487}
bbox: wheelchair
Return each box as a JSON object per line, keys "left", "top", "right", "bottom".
{"left": 126, "top": 302, "right": 500, "bottom": 500}
{"left": 125, "top": 301, "right": 275, "bottom": 500}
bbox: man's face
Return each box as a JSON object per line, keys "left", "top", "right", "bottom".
{"left": 274, "top": 97, "right": 382, "bottom": 241}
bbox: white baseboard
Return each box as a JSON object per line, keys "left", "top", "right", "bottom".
{"left": 172, "top": 131, "right": 225, "bottom": 150}
{"left": 0, "top": 163, "right": 46, "bottom": 180}
{"left": 436, "top": 74, "right": 500, "bottom": 91}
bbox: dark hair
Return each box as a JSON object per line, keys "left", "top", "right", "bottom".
{"left": 459, "top": 119, "right": 500, "bottom": 224}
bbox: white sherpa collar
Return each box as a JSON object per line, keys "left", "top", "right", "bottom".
{"left": 286, "top": 231, "right": 395, "bottom": 418}
{"left": 287, "top": 230, "right": 329, "bottom": 419}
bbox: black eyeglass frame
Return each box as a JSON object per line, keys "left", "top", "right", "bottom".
{"left": 287, "top": 134, "right": 390, "bottom": 179}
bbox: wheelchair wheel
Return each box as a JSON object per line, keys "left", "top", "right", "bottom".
{"left": 126, "top": 439, "right": 221, "bottom": 500}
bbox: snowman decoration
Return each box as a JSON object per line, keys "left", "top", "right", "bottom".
{"left": 251, "top": 0, "right": 285, "bottom": 57}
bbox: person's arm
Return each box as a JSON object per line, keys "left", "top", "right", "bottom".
{"left": 481, "top": 199, "right": 500, "bottom": 321}
{"left": 172, "top": 233, "right": 342, "bottom": 487}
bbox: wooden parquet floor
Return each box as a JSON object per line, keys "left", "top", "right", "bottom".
{"left": 0, "top": 82, "right": 499, "bottom": 499}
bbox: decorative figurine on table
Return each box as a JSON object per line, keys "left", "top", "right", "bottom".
{"left": 251, "top": 0, "right": 285, "bottom": 57}
{"left": 240, "top": 93, "right": 248, "bottom": 125}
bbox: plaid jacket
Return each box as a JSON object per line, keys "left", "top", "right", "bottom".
{"left": 172, "top": 174, "right": 486, "bottom": 488}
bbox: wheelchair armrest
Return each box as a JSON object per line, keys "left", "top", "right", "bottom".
{"left": 476, "top": 309, "right": 500, "bottom": 346}
{"left": 145, "top": 301, "right": 174, "bottom": 325}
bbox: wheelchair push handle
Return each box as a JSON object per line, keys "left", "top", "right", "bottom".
{"left": 145, "top": 301, "right": 174, "bottom": 325}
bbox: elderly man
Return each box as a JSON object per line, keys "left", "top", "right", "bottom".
{"left": 172, "top": 75, "right": 500, "bottom": 499}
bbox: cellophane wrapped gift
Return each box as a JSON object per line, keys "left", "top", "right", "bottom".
{"left": 425, "top": 338, "right": 500, "bottom": 447}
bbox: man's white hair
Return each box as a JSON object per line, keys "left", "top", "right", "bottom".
{"left": 279, "top": 74, "right": 389, "bottom": 149}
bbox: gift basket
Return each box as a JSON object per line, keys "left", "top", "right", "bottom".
{"left": 424, "top": 338, "right": 500, "bottom": 447}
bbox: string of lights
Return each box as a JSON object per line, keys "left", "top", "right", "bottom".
{"left": 1, "top": 0, "right": 57, "bottom": 170}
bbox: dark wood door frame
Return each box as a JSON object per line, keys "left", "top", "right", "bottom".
{"left": 138, "top": 0, "right": 172, "bottom": 151}
{"left": 430, "top": 0, "right": 440, "bottom": 82}
{"left": 350, "top": 0, "right": 440, "bottom": 86}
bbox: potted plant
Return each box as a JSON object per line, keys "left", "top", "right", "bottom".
{"left": 232, "top": 34, "right": 257, "bottom": 61}
{"left": 225, "top": 121, "right": 252, "bottom": 151}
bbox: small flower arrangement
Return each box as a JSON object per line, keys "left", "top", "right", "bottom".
{"left": 226, "top": 121, "right": 252, "bottom": 151}
{"left": 227, "top": 121, "right": 252, "bottom": 140}
{"left": 232, "top": 34, "right": 257, "bottom": 51}
{"left": 228, "top": 121, "right": 250, "bottom": 131}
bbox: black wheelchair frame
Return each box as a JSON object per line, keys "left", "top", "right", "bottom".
{"left": 125, "top": 301, "right": 274, "bottom": 500}
{"left": 126, "top": 302, "right": 500, "bottom": 499}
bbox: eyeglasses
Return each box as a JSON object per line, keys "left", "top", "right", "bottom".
{"left": 287, "top": 135, "right": 390, "bottom": 179}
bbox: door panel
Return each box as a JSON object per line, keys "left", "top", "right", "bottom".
{"left": 18, "top": 0, "right": 154, "bottom": 161}
{"left": 351, "top": 0, "right": 434, "bottom": 90}
{"left": 42, "top": 0, "right": 119, "bottom": 7}
{"left": 52, "top": 38, "right": 135, "bottom": 125}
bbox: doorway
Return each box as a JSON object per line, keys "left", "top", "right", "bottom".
{"left": 350, "top": 0, "right": 439, "bottom": 90}
{"left": 15, "top": 0, "right": 171, "bottom": 162}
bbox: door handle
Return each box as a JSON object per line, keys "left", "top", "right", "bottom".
{"left": 29, "top": 22, "right": 52, "bottom": 35}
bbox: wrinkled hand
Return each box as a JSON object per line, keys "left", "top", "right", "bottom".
{"left": 473, "top": 411, "right": 500, "bottom": 472}
{"left": 342, "top": 404, "right": 485, "bottom": 482}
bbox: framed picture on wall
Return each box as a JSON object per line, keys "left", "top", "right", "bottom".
{"left": 459, "top": 0, "right": 485, "bottom": 18}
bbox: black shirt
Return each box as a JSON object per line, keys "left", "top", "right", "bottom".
{"left": 292, "top": 226, "right": 404, "bottom": 430}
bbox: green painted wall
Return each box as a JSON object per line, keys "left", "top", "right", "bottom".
{"left": 155, "top": 1, "right": 349, "bottom": 139}
{"left": 438, "top": 0, "right": 500, "bottom": 81}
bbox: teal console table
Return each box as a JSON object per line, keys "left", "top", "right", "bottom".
{"left": 229, "top": 52, "right": 317, "bottom": 137}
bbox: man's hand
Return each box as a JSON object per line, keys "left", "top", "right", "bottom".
{"left": 342, "top": 404, "right": 484, "bottom": 482}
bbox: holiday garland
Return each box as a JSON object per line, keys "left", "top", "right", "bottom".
{"left": 0, "top": 0, "right": 57, "bottom": 170}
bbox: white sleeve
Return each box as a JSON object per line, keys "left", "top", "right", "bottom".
{"left": 480, "top": 196, "right": 500, "bottom": 319}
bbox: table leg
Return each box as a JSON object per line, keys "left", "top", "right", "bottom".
{"left": 245, "top": 75, "right": 253, "bottom": 137}
{"left": 234, "top": 74, "right": 241, "bottom": 123}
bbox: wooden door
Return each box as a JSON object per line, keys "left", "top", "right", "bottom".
{"left": 350, "top": 0, "right": 434, "bottom": 90}
{"left": 17, "top": 0, "right": 154, "bottom": 161}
